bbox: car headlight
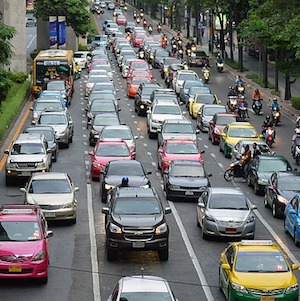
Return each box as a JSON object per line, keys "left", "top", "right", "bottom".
{"left": 205, "top": 214, "right": 215, "bottom": 222}
{"left": 32, "top": 250, "right": 46, "bottom": 261}
{"left": 6, "top": 162, "right": 17, "bottom": 168}
{"left": 164, "top": 67, "right": 168, "bottom": 72}
{"left": 277, "top": 195, "right": 288, "bottom": 204}
{"left": 37, "top": 161, "right": 47, "bottom": 168}
{"left": 246, "top": 215, "right": 255, "bottom": 223}
{"left": 155, "top": 223, "right": 168, "bottom": 234}
{"left": 286, "top": 283, "right": 298, "bottom": 294}
{"left": 61, "top": 201, "right": 73, "bottom": 209}
{"left": 152, "top": 119, "right": 160, "bottom": 124}
{"left": 231, "top": 282, "right": 248, "bottom": 293}
{"left": 257, "top": 178, "right": 268, "bottom": 185}
{"left": 169, "top": 184, "right": 180, "bottom": 189}
{"left": 105, "top": 184, "right": 115, "bottom": 190}
{"left": 92, "top": 162, "right": 101, "bottom": 168}
{"left": 109, "top": 223, "right": 122, "bottom": 234}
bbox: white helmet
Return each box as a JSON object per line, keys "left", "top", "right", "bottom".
{"left": 295, "top": 128, "right": 300, "bottom": 134}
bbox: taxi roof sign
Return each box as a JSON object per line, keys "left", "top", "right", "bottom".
{"left": 2, "top": 209, "right": 34, "bottom": 214}
{"left": 241, "top": 240, "right": 273, "bottom": 246}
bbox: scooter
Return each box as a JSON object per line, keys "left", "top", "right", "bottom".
{"left": 293, "top": 141, "right": 300, "bottom": 165}
{"left": 203, "top": 69, "right": 210, "bottom": 84}
{"left": 177, "top": 47, "right": 183, "bottom": 59}
{"left": 216, "top": 61, "right": 224, "bottom": 72}
{"left": 224, "top": 159, "right": 244, "bottom": 181}
{"left": 157, "top": 24, "right": 162, "bottom": 33}
{"left": 252, "top": 99, "right": 262, "bottom": 115}
{"left": 238, "top": 104, "right": 248, "bottom": 121}
{"left": 271, "top": 107, "right": 281, "bottom": 125}
{"left": 148, "top": 25, "right": 153, "bottom": 34}
{"left": 136, "top": 17, "right": 141, "bottom": 24}
{"left": 264, "top": 127, "right": 275, "bottom": 147}
{"left": 236, "top": 83, "right": 245, "bottom": 96}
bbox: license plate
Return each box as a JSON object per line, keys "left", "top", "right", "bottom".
{"left": 185, "top": 191, "right": 194, "bottom": 196}
{"left": 132, "top": 241, "right": 145, "bottom": 248}
{"left": 260, "top": 297, "right": 275, "bottom": 301}
{"left": 225, "top": 228, "right": 236, "bottom": 233}
{"left": 44, "top": 212, "right": 56, "bottom": 218}
{"left": 9, "top": 266, "right": 22, "bottom": 273}
{"left": 21, "top": 172, "right": 31, "bottom": 176}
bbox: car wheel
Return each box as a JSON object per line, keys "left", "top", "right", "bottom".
{"left": 218, "top": 272, "right": 223, "bottom": 293}
{"left": 101, "top": 191, "right": 107, "bottom": 203}
{"left": 294, "top": 229, "right": 300, "bottom": 247}
{"left": 65, "top": 141, "right": 70, "bottom": 149}
{"left": 219, "top": 145, "right": 223, "bottom": 152}
{"left": 254, "top": 182, "right": 260, "bottom": 195}
{"left": 247, "top": 175, "right": 253, "bottom": 187}
{"left": 208, "top": 132, "right": 212, "bottom": 141}
{"left": 5, "top": 176, "right": 12, "bottom": 187}
{"left": 201, "top": 225, "right": 209, "bottom": 240}
{"left": 106, "top": 246, "right": 117, "bottom": 261}
{"left": 69, "top": 135, "right": 73, "bottom": 143}
{"left": 158, "top": 247, "right": 169, "bottom": 261}
{"left": 70, "top": 217, "right": 77, "bottom": 225}
{"left": 224, "top": 170, "right": 234, "bottom": 181}
{"left": 39, "top": 276, "right": 48, "bottom": 285}
{"left": 284, "top": 218, "right": 289, "bottom": 234}
{"left": 264, "top": 195, "right": 269, "bottom": 208}
{"left": 272, "top": 201, "right": 279, "bottom": 218}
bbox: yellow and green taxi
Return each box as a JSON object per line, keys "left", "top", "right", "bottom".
{"left": 189, "top": 93, "right": 221, "bottom": 118}
{"left": 219, "top": 240, "right": 299, "bottom": 301}
{"left": 219, "top": 122, "right": 263, "bottom": 158}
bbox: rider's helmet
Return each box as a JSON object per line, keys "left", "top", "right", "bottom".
{"left": 273, "top": 97, "right": 278, "bottom": 102}
{"left": 229, "top": 86, "right": 233, "bottom": 90}
{"left": 240, "top": 95, "right": 245, "bottom": 101}
{"left": 266, "top": 115, "right": 270, "bottom": 121}
{"left": 255, "top": 88, "right": 259, "bottom": 93}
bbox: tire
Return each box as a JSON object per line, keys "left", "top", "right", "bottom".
{"left": 247, "top": 175, "right": 253, "bottom": 187}
{"left": 70, "top": 217, "right": 77, "bottom": 225}
{"left": 39, "top": 276, "right": 48, "bottom": 285}
{"left": 294, "top": 229, "right": 300, "bottom": 247}
{"left": 224, "top": 170, "right": 234, "bottom": 181}
{"left": 65, "top": 141, "right": 70, "bottom": 149}
{"left": 5, "top": 176, "right": 12, "bottom": 187}
{"left": 264, "top": 195, "right": 270, "bottom": 208}
{"left": 106, "top": 246, "right": 117, "bottom": 261}
{"left": 284, "top": 218, "right": 289, "bottom": 234}
{"left": 201, "top": 225, "right": 209, "bottom": 240}
{"left": 254, "top": 182, "right": 260, "bottom": 195}
{"left": 272, "top": 201, "right": 279, "bottom": 218}
{"left": 148, "top": 131, "right": 156, "bottom": 139}
{"left": 158, "top": 247, "right": 169, "bottom": 261}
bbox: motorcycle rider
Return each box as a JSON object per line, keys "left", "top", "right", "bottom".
{"left": 171, "top": 37, "right": 177, "bottom": 56}
{"left": 157, "top": 23, "right": 162, "bottom": 33}
{"left": 252, "top": 88, "right": 263, "bottom": 103}
{"left": 271, "top": 97, "right": 280, "bottom": 111}
{"left": 202, "top": 63, "right": 210, "bottom": 73}
{"left": 162, "top": 33, "right": 168, "bottom": 48}
{"left": 241, "top": 145, "right": 252, "bottom": 183}
{"left": 262, "top": 115, "right": 275, "bottom": 140}
{"left": 143, "top": 19, "right": 147, "bottom": 28}
{"left": 185, "top": 41, "right": 192, "bottom": 56}
{"left": 133, "top": 10, "right": 137, "bottom": 19}
{"left": 216, "top": 53, "right": 224, "bottom": 63}
{"left": 291, "top": 128, "right": 300, "bottom": 158}
{"left": 176, "top": 30, "right": 182, "bottom": 39}
{"left": 228, "top": 86, "right": 237, "bottom": 97}
{"left": 238, "top": 96, "right": 249, "bottom": 118}
{"left": 296, "top": 115, "right": 300, "bottom": 127}
{"left": 235, "top": 75, "right": 245, "bottom": 85}
{"left": 252, "top": 143, "right": 261, "bottom": 158}
{"left": 148, "top": 23, "right": 153, "bottom": 34}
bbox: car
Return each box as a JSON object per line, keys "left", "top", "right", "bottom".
{"left": 208, "top": 113, "right": 239, "bottom": 145}
{"left": 173, "top": 70, "right": 199, "bottom": 94}
{"left": 189, "top": 93, "right": 221, "bottom": 119}
{"left": 152, "top": 49, "right": 170, "bottom": 69}
{"left": 88, "top": 113, "right": 121, "bottom": 146}
{"left": 87, "top": 90, "right": 118, "bottom": 108}
{"left": 247, "top": 155, "right": 293, "bottom": 195}
{"left": 102, "top": 187, "right": 171, "bottom": 261}
{"left": 157, "top": 119, "right": 199, "bottom": 147}
{"left": 23, "top": 126, "right": 59, "bottom": 162}
{"left": 88, "top": 140, "right": 135, "bottom": 181}
{"left": 35, "top": 90, "right": 68, "bottom": 107}
{"left": 20, "top": 172, "right": 79, "bottom": 224}
{"left": 132, "top": 32, "right": 147, "bottom": 47}
{"left": 163, "top": 160, "right": 211, "bottom": 200}
{"left": 196, "top": 104, "right": 227, "bottom": 132}
{"left": 219, "top": 122, "right": 262, "bottom": 158}
{"left": 265, "top": 171, "right": 300, "bottom": 218}
{"left": 86, "top": 99, "right": 120, "bottom": 122}
{"left": 187, "top": 50, "right": 209, "bottom": 66}
{"left": 134, "top": 82, "right": 161, "bottom": 116}
{"left": 147, "top": 100, "right": 184, "bottom": 139}
{"left": 149, "top": 88, "right": 178, "bottom": 104}
{"left": 284, "top": 194, "right": 300, "bottom": 246}
{"left": 128, "top": 59, "right": 152, "bottom": 74}
{"left": 159, "top": 57, "right": 182, "bottom": 79}
{"left": 85, "top": 74, "right": 111, "bottom": 97}
{"left": 43, "top": 80, "right": 71, "bottom": 106}
{"left": 165, "top": 63, "right": 188, "bottom": 88}
{"left": 125, "top": 21, "right": 136, "bottom": 33}
{"left": 99, "top": 160, "right": 152, "bottom": 202}
{"left": 107, "top": 2, "right": 115, "bottom": 9}
{"left": 157, "top": 139, "right": 205, "bottom": 173}
{"left": 185, "top": 85, "right": 211, "bottom": 109}
{"left": 89, "top": 64, "right": 113, "bottom": 80}
{"left": 179, "top": 79, "right": 204, "bottom": 104}
{"left": 99, "top": 125, "right": 138, "bottom": 153}
{"left": 26, "top": 16, "right": 36, "bottom": 27}
{"left": 219, "top": 240, "right": 299, "bottom": 300}
{"left": 197, "top": 187, "right": 256, "bottom": 240}
{"left": 73, "top": 51, "right": 91, "bottom": 69}
{"left": 102, "top": 19, "right": 115, "bottom": 30}
{"left": 116, "top": 14, "right": 127, "bottom": 25}
{"left": 121, "top": 57, "right": 137, "bottom": 78}
{"left": 127, "top": 77, "right": 152, "bottom": 98}
{"left": 0, "top": 205, "right": 53, "bottom": 284}
{"left": 105, "top": 23, "right": 120, "bottom": 35}
{"left": 36, "top": 109, "right": 74, "bottom": 149}
{"left": 232, "top": 139, "right": 273, "bottom": 160}
{"left": 113, "top": 7, "right": 122, "bottom": 16}
{"left": 4, "top": 133, "right": 52, "bottom": 186}
{"left": 107, "top": 275, "right": 178, "bottom": 301}
{"left": 89, "top": 81, "right": 117, "bottom": 98}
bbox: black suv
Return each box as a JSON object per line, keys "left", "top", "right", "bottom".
{"left": 102, "top": 187, "right": 171, "bottom": 261}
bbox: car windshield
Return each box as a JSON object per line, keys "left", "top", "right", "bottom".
{"left": 39, "top": 94, "right": 61, "bottom": 100}
{"left": 184, "top": 81, "right": 204, "bottom": 89}
{"left": 189, "top": 87, "right": 210, "bottom": 95}
{"left": 166, "top": 142, "right": 198, "bottom": 154}
{"left": 96, "top": 144, "right": 130, "bottom": 157}
{"left": 29, "top": 179, "right": 71, "bottom": 193}
{"left": 107, "top": 163, "right": 144, "bottom": 176}
{"left": 120, "top": 292, "right": 173, "bottom": 301}
{"left": 171, "top": 165, "right": 204, "bottom": 177}
{"left": 195, "top": 94, "right": 215, "bottom": 104}
{"left": 278, "top": 176, "right": 300, "bottom": 190}
{"left": 203, "top": 107, "right": 226, "bottom": 116}
{"left": 93, "top": 115, "right": 119, "bottom": 126}
{"left": 235, "top": 252, "right": 289, "bottom": 273}
{"left": 130, "top": 63, "right": 148, "bottom": 69}
{"left": 209, "top": 194, "right": 249, "bottom": 210}
{"left": 39, "top": 114, "right": 67, "bottom": 125}
{"left": 35, "top": 102, "right": 63, "bottom": 110}
{"left": 131, "top": 78, "right": 151, "bottom": 85}
{"left": 178, "top": 74, "right": 198, "bottom": 80}
{"left": 88, "top": 76, "right": 109, "bottom": 84}
{"left": 27, "top": 130, "right": 54, "bottom": 141}
{"left": 164, "top": 123, "right": 193, "bottom": 133}
{"left": 101, "top": 129, "right": 133, "bottom": 140}
{"left": 90, "top": 93, "right": 115, "bottom": 101}
{"left": 11, "top": 143, "right": 45, "bottom": 155}
{"left": 46, "top": 81, "right": 65, "bottom": 91}
{"left": 74, "top": 53, "right": 86, "bottom": 58}
{"left": 258, "top": 159, "right": 289, "bottom": 172}
{"left": 228, "top": 127, "right": 258, "bottom": 138}
{"left": 192, "top": 51, "right": 207, "bottom": 57}
{"left": 141, "top": 86, "right": 159, "bottom": 95}
{"left": 91, "top": 102, "right": 116, "bottom": 112}
{"left": 0, "top": 221, "right": 42, "bottom": 242}
{"left": 154, "top": 105, "right": 181, "bottom": 115}
{"left": 216, "top": 116, "right": 237, "bottom": 125}
{"left": 113, "top": 197, "right": 161, "bottom": 215}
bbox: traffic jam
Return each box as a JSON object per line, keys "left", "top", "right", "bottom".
{"left": 1, "top": 1, "right": 300, "bottom": 301}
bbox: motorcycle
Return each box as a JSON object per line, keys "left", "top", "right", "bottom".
{"left": 162, "top": 37, "right": 167, "bottom": 49}
{"left": 171, "top": 43, "right": 177, "bottom": 57}
{"left": 157, "top": 24, "right": 162, "bottom": 33}
{"left": 252, "top": 99, "right": 262, "bottom": 115}
{"left": 138, "top": 49, "right": 145, "bottom": 59}
{"left": 177, "top": 47, "right": 183, "bottom": 59}
{"left": 186, "top": 48, "right": 191, "bottom": 57}
{"left": 191, "top": 43, "right": 197, "bottom": 52}
{"left": 227, "top": 96, "right": 238, "bottom": 112}
{"left": 224, "top": 159, "right": 245, "bottom": 181}
{"left": 96, "top": 8, "right": 104, "bottom": 14}
{"left": 133, "top": 11, "right": 137, "bottom": 19}
{"left": 136, "top": 17, "right": 141, "bottom": 24}
{"left": 264, "top": 127, "right": 275, "bottom": 147}
{"left": 236, "top": 83, "right": 245, "bottom": 96}
{"left": 125, "top": 34, "right": 131, "bottom": 42}
{"left": 293, "top": 138, "right": 300, "bottom": 165}
{"left": 202, "top": 69, "right": 210, "bottom": 84}
{"left": 216, "top": 61, "right": 224, "bottom": 72}
{"left": 271, "top": 107, "right": 281, "bottom": 125}
{"left": 140, "top": 11, "right": 144, "bottom": 18}
{"left": 148, "top": 25, "right": 153, "bottom": 34}
{"left": 143, "top": 19, "right": 147, "bottom": 28}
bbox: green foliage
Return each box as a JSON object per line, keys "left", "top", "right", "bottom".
{"left": 0, "top": 69, "right": 13, "bottom": 103}
{"left": 30, "top": 49, "right": 39, "bottom": 60}
{"left": 291, "top": 97, "right": 300, "bottom": 110}
{"left": 9, "top": 72, "right": 28, "bottom": 84}
{"left": 0, "top": 24, "right": 17, "bottom": 66}
{"left": 78, "top": 44, "right": 88, "bottom": 51}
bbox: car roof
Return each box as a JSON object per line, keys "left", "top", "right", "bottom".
{"left": 108, "top": 160, "right": 142, "bottom": 167}
{"left": 215, "top": 112, "right": 238, "bottom": 117}
{"left": 228, "top": 122, "right": 253, "bottom": 127}
{"left": 163, "top": 119, "right": 192, "bottom": 124}
{"left": 96, "top": 140, "right": 128, "bottom": 146}
{"left": 0, "top": 205, "right": 42, "bottom": 222}
{"left": 15, "top": 133, "right": 44, "bottom": 143}
{"left": 171, "top": 160, "right": 203, "bottom": 167}
{"left": 234, "top": 240, "right": 281, "bottom": 253}
{"left": 276, "top": 171, "right": 300, "bottom": 178}
{"left": 209, "top": 187, "right": 245, "bottom": 196}
{"left": 202, "top": 104, "right": 226, "bottom": 109}
{"left": 116, "top": 187, "right": 156, "bottom": 198}
{"left": 24, "top": 126, "right": 55, "bottom": 133}
{"left": 30, "top": 172, "right": 68, "bottom": 180}
{"left": 102, "top": 125, "right": 131, "bottom": 130}
{"left": 257, "top": 154, "right": 288, "bottom": 161}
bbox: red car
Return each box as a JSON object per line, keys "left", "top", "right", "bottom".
{"left": 157, "top": 139, "right": 204, "bottom": 173}
{"left": 132, "top": 33, "right": 146, "bottom": 47}
{"left": 208, "top": 113, "right": 239, "bottom": 145}
{"left": 128, "top": 60, "right": 151, "bottom": 73}
{"left": 127, "top": 70, "right": 154, "bottom": 82}
{"left": 88, "top": 140, "right": 136, "bottom": 180}
{"left": 116, "top": 15, "right": 128, "bottom": 25}
{"left": 0, "top": 204, "right": 53, "bottom": 284}
{"left": 127, "top": 77, "right": 151, "bottom": 98}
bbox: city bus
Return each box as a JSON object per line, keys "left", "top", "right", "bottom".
{"left": 32, "top": 49, "right": 74, "bottom": 98}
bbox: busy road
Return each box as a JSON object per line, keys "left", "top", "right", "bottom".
{"left": 1, "top": 4, "right": 300, "bottom": 301}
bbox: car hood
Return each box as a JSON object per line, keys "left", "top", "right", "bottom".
{"left": 164, "top": 154, "right": 202, "bottom": 161}
{"left": 46, "top": 124, "right": 68, "bottom": 133}
{"left": 202, "top": 115, "right": 214, "bottom": 123}
{"left": 278, "top": 190, "right": 300, "bottom": 201}
{"left": 92, "top": 125, "right": 105, "bottom": 133}
{"left": 162, "top": 133, "right": 196, "bottom": 142}
{"left": 0, "top": 240, "right": 44, "bottom": 256}
{"left": 209, "top": 209, "right": 250, "bottom": 221}
{"left": 152, "top": 114, "right": 184, "bottom": 122}
{"left": 94, "top": 156, "right": 132, "bottom": 166}
{"left": 226, "top": 137, "right": 260, "bottom": 146}
{"left": 169, "top": 176, "right": 209, "bottom": 187}
{"left": 26, "top": 193, "right": 75, "bottom": 205}
{"left": 112, "top": 214, "right": 164, "bottom": 226}
{"left": 105, "top": 175, "right": 149, "bottom": 186}
{"left": 257, "top": 171, "right": 273, "bottom": 180}
{"left": 7, "top": 155, "right": 44, "bottom": 163}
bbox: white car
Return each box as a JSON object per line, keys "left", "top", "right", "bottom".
{"left": 173, "top": 70, "right": 199, "bottom": 94}
{"left": 85, "top": 74, "right": 111, "bottom": 97}
{"left": 74, "top": 51, "right": 91, "bottom": 69}
{"left": 147, "top": 100, "right": 185, "bottom": 139}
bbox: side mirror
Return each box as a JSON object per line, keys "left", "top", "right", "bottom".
{"left": 147, "top": 171, "right": 152, "bottom": 175}
{"left": 201, "top": 150, "right": 205, "bottom": 154}
{"left": 221, "top": 263, "right": 231, "bottom": 271}
{"left": 196, "top": 129, "right": 200, "bottom": 134}
{"left": 134, "top": 136, "right": 139, "bottom": 139}
{"left": 4, "top": 149, "right": 9, "bottom": 154}
{"left": 251, "top": 205, "right": 257, "bottom": 210}
{"left": 88, "top": 151, "right": 94, "bottom": 156}
{"left": 74, "top": 187, "right": 80, "bottom": 192}
{"left": 102, "top": 207, "right": 109, "bottom": 214}
{"left": 208, "top": 173, "right": 212, "bottom": 177}
{"left": 164, "top": 207, "right": 172, "bottom": 214}
{"left": 197, "top": 202, "right": 205, "bottom": 208}
{"left": 259, "top": 134, "right": 264, "bottom": 139}
{"left": 20, "top": 187, "right": 26, "bottom": 193}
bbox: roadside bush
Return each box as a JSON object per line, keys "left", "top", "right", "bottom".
{"left": 9, "top": 72, "right": 28, "bottom": 83}
{"left": 0, "top": 69, "right": 13, "bottom": 103}
{"left": 78, "top": 44, "right": 89, "bottom": 51}
{"left": 291, "top": 97, "right": 300, "bottom": 110}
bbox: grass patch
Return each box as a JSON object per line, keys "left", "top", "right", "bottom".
{"left": 247, "top": 73, "right": 277, "bottom": 91}
{"left": 88, "top": 13, "right": 100, "bottom": 43}
{"left": 0, "top": 80, "right": 31, "bottom": 140}
{"left": 291, "top": 97, "right": 300, "bottom": 110}
{"left": 225, "top": 60, "right": 239, "bottom": 70}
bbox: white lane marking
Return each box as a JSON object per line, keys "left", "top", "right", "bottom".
{"left": 87, "top": 184, "right": 101, "bottom": 301}
{"left": 151, "top": 161, "right": 156, "bottom": 167}
{"left": 210, "top": 153, "right": 216, "bottom": 158}
{"left": 27, "top": 34, "right": 36, "bottom": 49}
{"left": 140, "top": 136, "right": 144, "bottom": 139}
{"left": 168, "top": 201, "right": 215, "bottom": 301}
{"left": 204, "top": 145, "right": 208, "bottom": 149}
{"left": 217, "top": 163, "right": 224, "bottom": 169}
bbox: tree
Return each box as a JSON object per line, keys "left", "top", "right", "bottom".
{"left": 34, "top": 0, "right": 90, "bottom": 36}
